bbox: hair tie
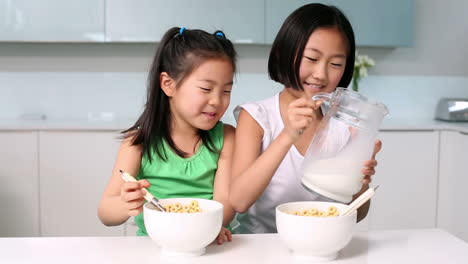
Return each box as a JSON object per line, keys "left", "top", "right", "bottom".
{"left": 179, "top": 27, "right": 186, "bottom": 36}
{"left": 215, "top": 31, "right": 225, "bottom": 38}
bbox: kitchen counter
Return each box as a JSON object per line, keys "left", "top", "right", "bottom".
{"left": 0, "top": 118, "right": 135, "bottom": 131}
{"left": 1, "top": 229, "right": 467, "bottom": 264}
{"left": 381, "top": 118, "right": 468, "bottom": 133}
{"left": 1, "top": 117, "right": 468, "bottom": 133}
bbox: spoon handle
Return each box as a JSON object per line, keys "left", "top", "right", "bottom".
{"left": 119, "top": 170, "right": 166, "bottom": 212}
{"left": 340, "top": 186, "right": 379, "bottom": 216}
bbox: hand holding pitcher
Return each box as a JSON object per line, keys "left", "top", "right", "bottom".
{"left": 284, "top": 97, "right": 323, "bottom": 142}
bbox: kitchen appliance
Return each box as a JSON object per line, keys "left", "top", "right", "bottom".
{"left": 435, "top": 98, "right": 468, "bottom": 121}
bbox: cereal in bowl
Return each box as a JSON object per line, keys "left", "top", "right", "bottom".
{"left": 287, "top": 205, "right": 339, "bottom": 217}
{"left": 164, "top": 200, "right": 203, "bottom": 213}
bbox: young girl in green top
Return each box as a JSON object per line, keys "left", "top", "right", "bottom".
{"left": 98, "top": 27, "right": 237, "bottom": 244}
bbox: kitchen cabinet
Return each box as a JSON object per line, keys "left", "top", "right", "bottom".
{"left": 0, "top": 131, "right": 40, "bottom": 237}
{"left": 1, "top": 122, "right": 464, "bottom": 238}
{"left": 368, "top": 131, "right": 438, "bottom": 230}
{"left": 0, "top": 0, "right": 412, "bottom": 46}
{"left": 105, "top": 0, "right": 264, "bottom": 44}
{"left": 265, "top": 0, "right": 413, "bottom": 46}
{"left": 39, "top": 131, "right": 123, "bottom": 236}
{"left": 0, "top": 0, "right": 104, "bottom": 42}
{"left": 437, "top": 130, "right": 468, "bottom": 242}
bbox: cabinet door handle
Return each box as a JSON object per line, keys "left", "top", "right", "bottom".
{"left": 460, "top": 131, "right": 468, "bottom": 135}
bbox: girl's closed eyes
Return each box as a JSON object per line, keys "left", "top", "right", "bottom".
{"left": 199, "top": 87, "right": 211, "bottom": 92}
{"left": 197, "top": 87, "right": 232, "bottom": 94}
{"left": 304, "top": 55, "right": 345, "bottom": 67}
{"left": 331, "top": 63, "right": 343, "bottom": 67}
{"left": 304, "top": 56, "right": 318, "bottom": 62}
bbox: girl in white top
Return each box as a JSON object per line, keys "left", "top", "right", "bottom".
{"left": 230, "top": 3, "right": 382, "bottom": 234}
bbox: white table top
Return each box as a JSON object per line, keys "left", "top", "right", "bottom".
{"left": 1, "top": 229, "right": 468, "bottom": 264}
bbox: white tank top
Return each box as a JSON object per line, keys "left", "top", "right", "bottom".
{"left": 233, "top": 93, "right": 337, "bottom": 234}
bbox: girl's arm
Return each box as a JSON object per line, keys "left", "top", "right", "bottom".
{"left": 98, "top": 136, "right": 148, "bottom": 226}
{"left": 213, "top": 124, "right": 236, "bottom": 227}
{"left": 230, "top": 98, "right": 321, "bottom": 213}
{"left": 229, "top": 110, "right": 293, "bottom": 213}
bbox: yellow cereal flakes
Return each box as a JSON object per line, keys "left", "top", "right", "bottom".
{"left": 163, "top": 200, "right": 202, "bottom": 213}
{"left": 287, "top": 206, "right": 339, "bottom": 217}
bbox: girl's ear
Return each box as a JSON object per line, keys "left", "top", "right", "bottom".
{"left": 160, "top": 72, "right": 176, "bottom": 97}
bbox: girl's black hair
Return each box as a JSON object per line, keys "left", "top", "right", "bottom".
{"left": 268, "top": 3, "right": 355, "bottom": 90}
{"left": 123, "top": 27, "right": 237, "bottom": 162}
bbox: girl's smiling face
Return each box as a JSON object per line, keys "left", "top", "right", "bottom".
{"left": 294, "top": 26, "right": 348, "bottom": 98}
{"left": 165, "top": 57, "right": 234, "bottom": 132}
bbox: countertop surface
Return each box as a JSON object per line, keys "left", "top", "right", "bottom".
{"left": 1, "top": 229, "right": 468, "bottom": 264}
{"left": 381, "top": 117, "right": 468, "bottom": 132}
{"left": 1, "top": 117, "right": 468, "bottom": 133}
{"left": 0, "top": 117, "right": 135, "bottom": 131}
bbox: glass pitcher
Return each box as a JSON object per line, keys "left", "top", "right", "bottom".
{"left": 301, "top": 88, "right": 388, "bottom": 203}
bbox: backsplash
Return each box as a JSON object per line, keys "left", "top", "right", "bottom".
{"left": 0, "top": 72, "right": 284, "bottom": 125}
{"left": 1, "top": 72, "right": 467, "bottom": 125}
{"left": 0, "top": 72, "right": 147, "bottom": 121}
{"left": 360, "top": 75, "right": 468, "bottom": 119}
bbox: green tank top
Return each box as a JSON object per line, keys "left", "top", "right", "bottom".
{"left": 134, "top": 122, "right": 224, "bottom": 236}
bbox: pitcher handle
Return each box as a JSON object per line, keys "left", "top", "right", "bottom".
{"left": 312, "top": 92, "right": 332, "bottom": 114}
{"left": 311, "top": 92, "right": 332, "bottom": 103}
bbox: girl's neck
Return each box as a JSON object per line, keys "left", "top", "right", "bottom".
{"left": 170, "top": 117, "right": 202, "bottom": 157}
{"left": 281, "top": 87, "right": 299, "bottom": 104}
{"left": 169, "top": 110, "right": 199, "bottom": 136}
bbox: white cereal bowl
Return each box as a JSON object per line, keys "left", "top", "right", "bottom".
{"left": 143, "top": 198, "right": 223, "bottom": 257}
{"left": 276, "top": 201, "right": 356, "bottom": 262}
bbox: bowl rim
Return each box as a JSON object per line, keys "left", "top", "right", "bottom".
{"left": 275, "top": 201, "right": 357, "bottom": 218}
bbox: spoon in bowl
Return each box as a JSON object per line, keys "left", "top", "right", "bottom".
{"left": 340, "top": 185, "right": 379, "bottom": 216}
{"left": 119, "top": 169, "right": 166, "bottom": 212}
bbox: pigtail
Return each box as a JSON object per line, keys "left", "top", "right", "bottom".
{"left": 212, "top": 30, "right": 237, "bottom": 72}
{"left": 123, "top": 27, "right": 183, "bottom": 162}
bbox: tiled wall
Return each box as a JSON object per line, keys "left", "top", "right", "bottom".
{"left": 360, "top": 75, "right": 468, "bottom": 119}
{"left": 1, "top": 72, "right": 468, "bottom": 125}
